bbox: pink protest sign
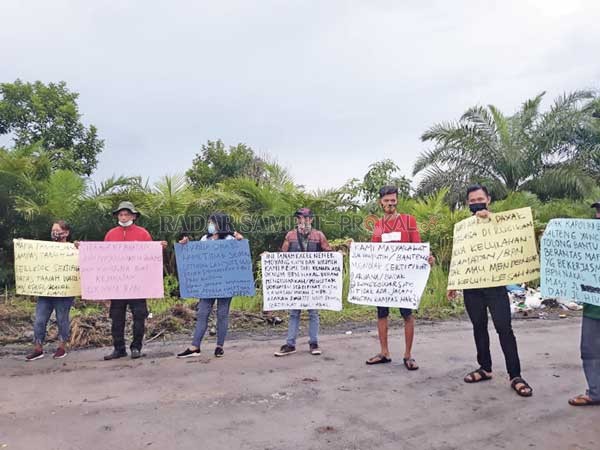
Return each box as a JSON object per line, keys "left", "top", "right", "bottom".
{"left": 79, "top": 241, "right": 164, "bottom": 300}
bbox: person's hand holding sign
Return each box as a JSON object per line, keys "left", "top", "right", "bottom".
{"left": 475, "top": 209, "right": 490, "bottom": 220}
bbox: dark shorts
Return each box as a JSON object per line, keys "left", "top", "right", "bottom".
{"left": 377, "top": 307, "right": 413, "bottom": 319}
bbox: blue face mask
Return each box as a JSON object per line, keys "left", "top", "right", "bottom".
{"left": 207, "top": 223, "right": 217, "bottom": 234}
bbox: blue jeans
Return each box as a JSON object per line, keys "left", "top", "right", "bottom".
{"left": 286, "top": 309, "right": 319, "bottom": 347}
{"left": 192, "top": 298, "right": 232, "bottom": 348}
{"left": 581, "top": 316, "right": 600, "bottom": 401}
{"left": 34, "top": 297, "right": 74, "bottom": 344}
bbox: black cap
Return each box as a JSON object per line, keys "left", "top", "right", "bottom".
{"left": 592, "top": 201, "right": 600, "bottom": 208}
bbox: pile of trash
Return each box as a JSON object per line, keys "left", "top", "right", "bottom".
{"left": 506, "top": 284, "right": 582, "bottom": 319}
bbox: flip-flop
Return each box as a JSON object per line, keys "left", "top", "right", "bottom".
{"left": 511, "top": 377, "right": 533, "bottom": 397}
{"left": 403, "top": 357, "right": 419, "bottom": 371}
{"left": 365, "top": 354, "right": 391, "bottom": 365}
{"left": 568, "top": 394, "right": 600, "bottom": 406}
{"left": 464, "top": 368, "right": 493, "bottom": 383}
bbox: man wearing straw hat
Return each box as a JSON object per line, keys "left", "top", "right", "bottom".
{"left": 102, "top": 201, "right": 164, "bottom": 360}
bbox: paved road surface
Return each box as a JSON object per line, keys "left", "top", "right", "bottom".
{"left": 1, "top": 317, "right": 598, "bottom": 450}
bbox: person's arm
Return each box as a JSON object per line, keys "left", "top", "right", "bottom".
{"left": 408, "top": 215, "right": 421, "bottom": 243}
{"left": 319, "top": 231, "right": 333, "bottom": 252}
{"left": 371, "top": 220, "right": 381, "bottom": 243}
{"left": 280, "top": 232, "right": 291, "bottom": 252}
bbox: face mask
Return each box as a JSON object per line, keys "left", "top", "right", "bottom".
{"left": 51, "top": 231, "right": 65, "bottom": 241}
{"left": 119, "top": 220, "right": 134, "bottom": 227}
{"left": 469, "top": 203, "right": 488, "bottom": 214}
{"left": 298, "top": 223, "right": 311, "bottom": 234}
{"left": 207, "top": 223, "right": 217, "bottom": 234}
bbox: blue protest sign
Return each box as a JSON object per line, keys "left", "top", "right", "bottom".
{"left": 175, "top": 239, "right": 256, "bottom": 299}
{"left": 541, "top": 219, "right": 600, "bottom": 306}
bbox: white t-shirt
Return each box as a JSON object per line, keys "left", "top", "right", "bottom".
{"left": 200, "top": 234, "right": 235, "bottom": 241}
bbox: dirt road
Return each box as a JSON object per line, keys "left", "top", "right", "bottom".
{"left": 1, "top": 317, "right": 598, "bottom": 450}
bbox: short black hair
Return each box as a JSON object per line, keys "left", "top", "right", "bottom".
{"left": 466, "top": 184, "right": 490, "bottom": 198}
{"left": 379, "top": 185, "right": 398, "bottom": 198}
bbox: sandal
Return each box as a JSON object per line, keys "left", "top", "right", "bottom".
{"left": 511, "top": 377, "right": 533, "bottom": 397}
{"left": 568, "top": 394, "right": 600, "bottom": 406}
{"left": 464, "top": 368, "right": 493, "bottom": 383}
{"left": 366, "top": 354, "right": 391, "bottom": 365}
{"left": 403, "top": 357, "right": 419, "bottom": 371}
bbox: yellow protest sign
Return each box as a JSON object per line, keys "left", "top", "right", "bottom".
{"left": 447, "top": 207, "right": 540, "bottom": 290}
{"left": 14, "top": 239, "right": 81, "bottom": 297}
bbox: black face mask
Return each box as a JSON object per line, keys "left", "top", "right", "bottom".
{"left": 469, "top": 203, "right": 488, "bottom": 214}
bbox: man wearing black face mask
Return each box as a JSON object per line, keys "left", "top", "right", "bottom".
{"left": 448, "top": 184, "right": 532, "bottom": 397}
{"left": 568, "top": 201, "right": 600, "bottom": 406}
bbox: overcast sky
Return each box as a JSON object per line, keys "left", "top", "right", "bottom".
{"left": 1, "top": 0, "right": 599, "bottom": 191}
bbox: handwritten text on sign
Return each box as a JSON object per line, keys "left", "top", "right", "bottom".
{"left": 14, "top": 239, "right": 80, "bottom": 297}
{"left": 348, "top": 242, "right": 431, "bottom": 309}
{"left": 541, "top": 219, "right": 600, "bottom": 306}
{"left": 261, "top": 252, "right": 343, "bottom": 311}
{"left": 79, "top": 241, "right": 164, "bottom": 300}
{"left": 175, "top": 239, "right": 256, "bottom": 299}
{"left": 447, "top": 207, "right": 539, "bottom": 290}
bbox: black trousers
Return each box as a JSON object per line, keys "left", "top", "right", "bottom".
{"left": 463, "top": 287, "right": 521, "bottom": 379}
{"left": 109, "top": 300, "right": 148, "bottom": 352}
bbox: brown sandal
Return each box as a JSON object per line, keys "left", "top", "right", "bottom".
{"left": 464, "top": 368, "right": 492, "bottom": 383}
{"left": 511, "top": 377, "right": 533, "bottom": 397}
{"left": 569, "top": 394, "right": 600, "bottom": 406}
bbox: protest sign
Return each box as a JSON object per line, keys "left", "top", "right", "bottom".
{"left": 447, "top": 207, "right": 539, "bottom": 290}
{"left": 541, "top": 219, "right": 600, "bottom": 306}
{"left": 14, "top": 239, "right": 80, "bottom": 297}
{"left": 79, "top": 241, "right": 164, "bottom": 300}
{"left": 175, "top": 239, "right": 256, "bottom": 298}
{"left": 261, "top": 252, "right": 343, "bottom": 311}
{"left": 348, "top": 242, "right": 431, "bottom": 309}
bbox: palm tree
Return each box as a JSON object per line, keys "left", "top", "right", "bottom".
{"left": 413, "top": 91, "right": 598, "bottom": 205}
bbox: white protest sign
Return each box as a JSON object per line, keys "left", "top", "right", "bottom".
{"left": 261, "top": 252, "right": 343, "bottom": 311}
{"left": 349, "top": 242, "right": 431, "bottom": 309}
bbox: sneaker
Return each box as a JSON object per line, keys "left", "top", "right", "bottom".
{"left": 214, "top": 347, "right": 224, "bottom": 358}
{"left": 103, "top": 350, "right": 128, "bottom": 361}
{"left": 26, "top": 349, "right": 44, "bottom": 361}
{"left": 310, "top": 343, "right": 322, "bottom": 356}
{"left": 177, "top": 348, "right": 201, "bottom": 358}
{"left": 53, "top": 347, "right": 67, "bottom": 359}
{"left": 131, "top": 349, "right": 142, "bottom": 359}
{"left": 274, "top": 344, "right": 296, "bottom": 357}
